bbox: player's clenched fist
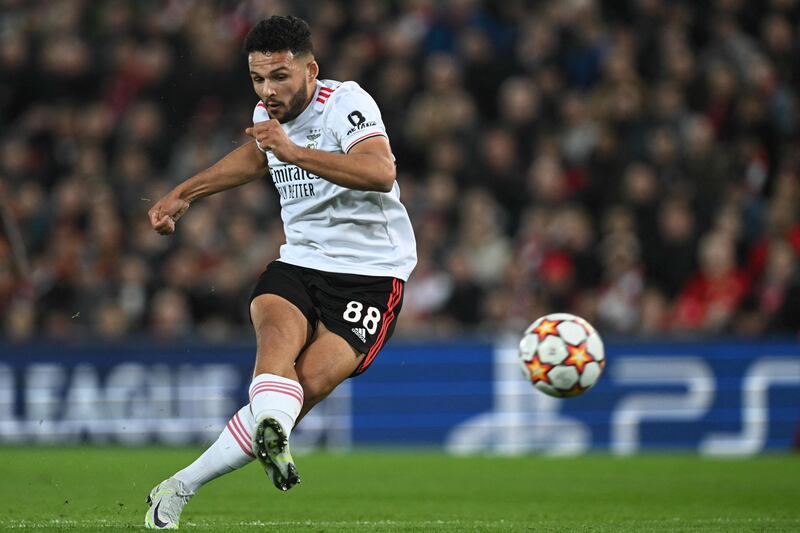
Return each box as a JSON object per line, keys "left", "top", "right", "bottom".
{"left": 148, "top": 193, "right": 190, "bottom": 235}
{"left": 245, "top": 119, "right": 298, "bottom": 162}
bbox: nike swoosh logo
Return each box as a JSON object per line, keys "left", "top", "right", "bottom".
{"left": 153, "top": 500, "right": 169, "bottom": 528}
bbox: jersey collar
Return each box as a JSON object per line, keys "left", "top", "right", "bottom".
{"left": 312, "top": 81, "right": 334, "bottom": 113}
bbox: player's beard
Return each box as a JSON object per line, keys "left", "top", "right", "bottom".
{"left": 269, "top": 82, "right": 309, "bottom": 124}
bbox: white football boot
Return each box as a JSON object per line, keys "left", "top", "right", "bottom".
{"left": 144, "top": 478, "right": 194, "bottom": 529}
{"left": 254, "top": 417, "right": 301, "bottom": 491}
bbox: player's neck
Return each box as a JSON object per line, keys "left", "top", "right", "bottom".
{"left": 300, "top": 81, "right": 317, "bottom": 113}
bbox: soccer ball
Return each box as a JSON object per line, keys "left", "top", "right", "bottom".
{"left": 518, "top": 313, "right": 605, "bottom": 398}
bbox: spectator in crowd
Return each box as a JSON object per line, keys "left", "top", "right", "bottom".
{"left": 1, "top": 0, "right": 799, "bottom": 342}
{"left": 673, "top": 229, "right": 750, "bottom": 334}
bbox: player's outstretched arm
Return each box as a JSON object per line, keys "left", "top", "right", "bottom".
{"left": 246, "top": 120, "right": 395, "bottom": 192}
{"left": 148, "top": 141, "right": 268, "bottom": 235}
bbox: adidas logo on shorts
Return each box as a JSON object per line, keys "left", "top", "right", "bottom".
{"left": 351, "top": 327, "right": 367, "bottom": 342}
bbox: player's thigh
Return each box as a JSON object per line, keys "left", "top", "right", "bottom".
{"left": 249, "top": 262, "right": 316, "bottom": 373}
{"left": 294, "top": 322, "right": 363, "bottom": 405}
{"left": 250, "top": 294, "right": 310, "bottom": 373}
{"left": 250, "top": 294, "right": 308, "bottom": 349}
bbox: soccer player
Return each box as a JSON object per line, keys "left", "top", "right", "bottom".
{"left": 144, "top": 15, "right": 416, "bottom": 529}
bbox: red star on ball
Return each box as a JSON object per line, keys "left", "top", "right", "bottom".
{"left": 564, "top": 343, "right": 593, "bottom": 373}
{"left": 526, "top": 357, "right": 553, "bottom": 384}
{"left": 532, "top": 319, "right": 560, "bottom": 341}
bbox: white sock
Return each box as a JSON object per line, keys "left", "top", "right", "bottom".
{"left": 173, "top": 405, "right": 256, "bottom": 492}
{"left": 248, "top": 373, "right": 304, "bottom": 436}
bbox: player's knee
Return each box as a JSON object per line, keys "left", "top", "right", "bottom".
{"left": 253, "top": 320, "right": 285, "bottom": 341}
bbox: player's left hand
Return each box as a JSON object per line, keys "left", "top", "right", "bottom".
{"left": 245, "top": 120, "right": 298, "bottom": 162}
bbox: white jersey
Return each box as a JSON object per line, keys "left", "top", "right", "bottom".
{"left": 252, "top": 79, "right": 416, "bottom": 280}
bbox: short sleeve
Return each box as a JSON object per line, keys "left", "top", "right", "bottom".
{"left": 326, "top": 85, "right": 388, "bottom": 153}
{"left": 252, "top": 102, "right": 270, "bottom": 153}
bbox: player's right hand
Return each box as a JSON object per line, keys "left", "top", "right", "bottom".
{"left": 148, "top": 193, "right": 190, "bottom": 235}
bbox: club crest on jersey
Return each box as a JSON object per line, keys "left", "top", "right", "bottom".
{"left": 306, "top": 130, "right": 321, "bottom": 149}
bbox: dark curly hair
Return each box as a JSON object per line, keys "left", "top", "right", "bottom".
{"left": 242, "top": 15, "right": 313, "bottom": 56}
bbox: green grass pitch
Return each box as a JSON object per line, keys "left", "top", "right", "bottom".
{"left": 1, "top": 447, "right": 798, "bottom": 532}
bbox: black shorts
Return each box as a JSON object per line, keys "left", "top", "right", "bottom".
{"left": 249, "top": 260, "right": 405, "bottom": 376}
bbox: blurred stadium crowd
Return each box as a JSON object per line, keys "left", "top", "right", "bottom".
{"left": 1, "top": 0, "right": 800, "bottom": 342}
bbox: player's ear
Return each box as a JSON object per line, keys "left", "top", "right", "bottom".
{"left": 307, "top": 60, "right": 319, "bottom": 81}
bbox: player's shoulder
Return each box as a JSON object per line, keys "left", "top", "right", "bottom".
{"left": 327, "top": 80, "right": 365, "bottom": 94}
{"left": 321, "top": 80, "right": 377, "bottom": 110}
